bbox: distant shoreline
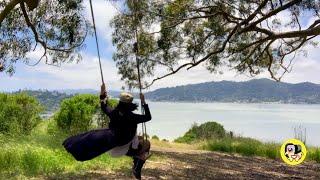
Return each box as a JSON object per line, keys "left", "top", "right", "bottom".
{"left": 147, "top": 100, "right": 320, "bottom": 105}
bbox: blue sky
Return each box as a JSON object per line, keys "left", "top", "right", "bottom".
{"left": 1, "top": 0, "right": 320, "bottom": 92}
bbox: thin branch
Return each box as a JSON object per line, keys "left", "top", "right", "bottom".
{"left": 266, "top": 48, "right": 280, "bottom": 82}
{"left": 293, "top": 12, "right": 301, "bottom": 31}
{"left": 240, "top": 0, "right": 302, "bottom": 33}
{"left": 143, "top": 62, "right": 193, "bottom": 89}
{"left": 141, "top": 58, "right": 174, "bottom": 71}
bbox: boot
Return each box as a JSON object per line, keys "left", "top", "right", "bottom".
{"left": 132, "top": 157, "right": 138, "bottom": 170}
{"left": 132, "top": 158, "right": 145, "bottom": 179}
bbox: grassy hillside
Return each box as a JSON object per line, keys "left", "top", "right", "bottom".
{"left": 0, "top": 120, "right": 130, "bottom": 179}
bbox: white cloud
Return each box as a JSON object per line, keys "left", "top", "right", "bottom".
{"left": 83, "top": 0, "right": 118, "bottom": 51}
{"left": 0, "top": 52, "right": 124, "bottom": 91}
{"left": 32, "top": 53, "right": 123, "bottom": 90}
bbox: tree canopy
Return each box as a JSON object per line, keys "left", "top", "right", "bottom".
{"left": 1, "top": 0, "right": 319, "bottom": 88}
{"left": 0, "top": 0, "right": 88, "bottom": 74}
{"left": 111, "top": 0, "right": 320, "bottom": 89}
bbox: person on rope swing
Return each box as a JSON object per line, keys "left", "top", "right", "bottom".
{"left": 63, "top": 83, "right": 152, "bottom": 179}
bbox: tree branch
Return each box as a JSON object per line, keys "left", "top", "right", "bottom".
{"left": 0, "top": 0, "right": 24, "bottom": 26}
{"left": 143, "top": 62, "right": 193, "bottom": 89}
{"left": 240, "top": 0, "right": 302, "bottom": 33}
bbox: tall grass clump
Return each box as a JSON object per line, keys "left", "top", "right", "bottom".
{"left": 204, "top": 137, "right": 280, "bottom": 158}
{"left": 308, "top": 148, "right": 320, "bottom": 163}
{"left": 263, "top": 143, "right": 280, "bottom": 159}
{"left": 206, "top": 138, "right": 233, "bottom": 153}
{"left": 233, "top": 137, "right": 262, "bottom": 156}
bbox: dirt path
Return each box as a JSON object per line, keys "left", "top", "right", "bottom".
{"left": 51, "top": 146, "right": 320, "bottom": 180}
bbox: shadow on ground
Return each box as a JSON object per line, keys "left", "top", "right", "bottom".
{"left": 47, "top": 148, "right": 320, "bottom": 180}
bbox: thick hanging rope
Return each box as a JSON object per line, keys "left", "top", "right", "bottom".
{"left": 132, "top": 0, "right": 148, "bottom": 143}
{"left": 134, "top": 37, "right": 148, "bottom": 143}
{"left": 89, "top": 0, "right": 104, "bottom": 84}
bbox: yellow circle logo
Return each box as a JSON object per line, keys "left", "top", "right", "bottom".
{"left": 280, "top": 139, "right": 307, "bottom": 165}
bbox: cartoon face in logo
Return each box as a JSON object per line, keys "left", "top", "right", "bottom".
{"left": 285, "top": 143, "right": 303, "bottom": 162}
{"left": 281, "top": 139, "right": 307, "bottom": 165}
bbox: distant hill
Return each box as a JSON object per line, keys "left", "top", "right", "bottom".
{"left": 56, "top": 89, "right": 121, "bottom": 97}
{"left": 145, "top": 79, "right": 320, "bottom": 104}
{"left": 56, "top": 89, "right": 99, "bottom": 95}
{"left": 15, "top": 89, "right": 125, "bottom": 112}
{"left": 15, "top": 90, "right": 72, "bottom": 112}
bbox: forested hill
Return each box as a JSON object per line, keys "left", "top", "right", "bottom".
{"left": 15, "top": 90, "right": 72, "bottom": 111}
{"left": 13, "top": 89, "right": 121, "bottom": 112}
{"left": 145, "top": 79, "right": 320, "bottom": 104}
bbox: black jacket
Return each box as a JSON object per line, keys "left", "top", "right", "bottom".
{"left": 101, "top": 100, "right": 151, "bottom": 146}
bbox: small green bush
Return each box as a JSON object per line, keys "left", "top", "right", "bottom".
{"left": 151, "top": 135, "right": 159, "bottom": 140}
{"left": 54, "top": 95, "right": 118, "bottom": 134}
{"left": 0, "top": 93, "right": 43, "bottom": 135}
{"left": 175, "top": 122, "right": 226, "bottom": 143}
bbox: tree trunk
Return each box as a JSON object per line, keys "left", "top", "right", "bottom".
{"left": 25, "top": 0, "right": 40, "bottom": 11}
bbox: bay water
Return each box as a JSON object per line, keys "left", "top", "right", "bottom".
{"left": 140, "top": 101, "right": 320, "bottom": 147}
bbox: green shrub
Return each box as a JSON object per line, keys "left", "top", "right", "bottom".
{"left": 151, "top": 135, "right": 159, "bottom": 140}
{"left": 175, "top": 122, "right": 226, "bottom": 143}
{"left": 54, "top": 94, "right": 118, "bottom": 134}
{"left": 0, "top": 93, "right": 43, "bottom": 135}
